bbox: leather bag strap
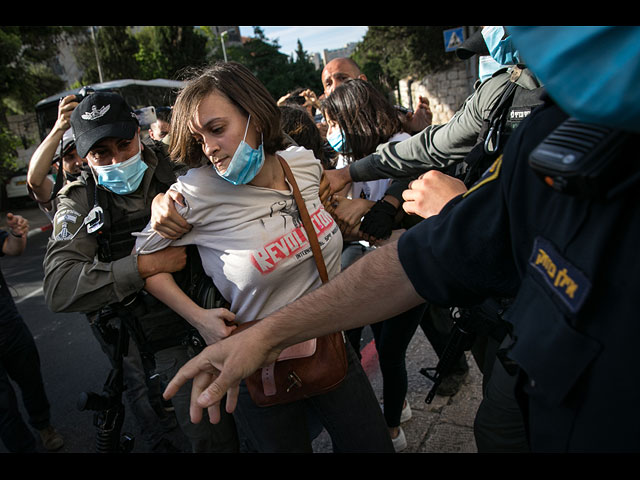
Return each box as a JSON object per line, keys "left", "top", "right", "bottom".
{"left": 277, "top": 155, "right": 329, "bottom": 284}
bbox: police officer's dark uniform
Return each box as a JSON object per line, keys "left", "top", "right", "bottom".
{"left": 397, "top": 94, "right": 640, "bottom": 452}
{"left": 42, "top": 92, "right": 239, "bottom": 453}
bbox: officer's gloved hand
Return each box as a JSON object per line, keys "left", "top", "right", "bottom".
{"left": 360, "top": 199, "right": 397, "bottom": 241}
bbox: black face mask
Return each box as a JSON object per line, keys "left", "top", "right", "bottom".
{"left": 65, "top": 171, "right": 80, "bottom": 182}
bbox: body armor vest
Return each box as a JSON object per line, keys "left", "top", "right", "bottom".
{"left": 85, "top": 145, "right": 200, "bottom": 353}
{"left": 461, "top": 66, "right": 546, "bottom": 187}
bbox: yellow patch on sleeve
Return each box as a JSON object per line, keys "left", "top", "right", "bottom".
{"left": 463, "top": 155, "right": 503, "bottom": 198}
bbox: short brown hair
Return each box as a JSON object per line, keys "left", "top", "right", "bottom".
{"left": 170, "top": 61, "right": 287, "bottom": 167}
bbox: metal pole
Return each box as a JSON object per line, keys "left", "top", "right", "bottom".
{"left": 221, "top": 31, "right": 228, "bottom": 62}
{"left": 90, "top": 26, "right": 104, "bottom": 83}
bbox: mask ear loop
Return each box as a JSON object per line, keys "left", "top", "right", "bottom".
{"left": 242, "top": 113, "right": 264, "bottom": 148}
{"left": 242, "top": 113, "right": 252, "bottom": 142}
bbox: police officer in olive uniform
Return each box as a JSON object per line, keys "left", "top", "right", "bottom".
{"left": 42, "top": 92, "right": 239, "bottom": 453}
{"left": 323, "top": 28, "right": 544, "bottom": 192}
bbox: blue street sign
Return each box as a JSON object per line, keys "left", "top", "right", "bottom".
{"left": 443, "top": 27, "right": 465, "bottom": 52}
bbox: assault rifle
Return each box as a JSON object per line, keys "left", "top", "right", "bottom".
{"left": 420, "top": 298, "right": 511, "bottom": 403}
{"left": 77, "top": 306, "right": 135, "bottom": 453}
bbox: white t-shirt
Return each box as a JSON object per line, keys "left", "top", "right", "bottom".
{"left": 134, "top": 146, "right": 343, "bottom": 324}
{"left": 336, "top": 131, "right": 411, "bottom": 202}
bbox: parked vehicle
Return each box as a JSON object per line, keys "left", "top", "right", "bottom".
{"left": 6, "top": 167, "right": 29, "bottom": 200}
{"left": 4, "top": 166, "right": 55, "bottom": 208}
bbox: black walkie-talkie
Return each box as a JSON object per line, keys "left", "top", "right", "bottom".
{"left": 528, "top": 117, "right": 630, "bottom": 198}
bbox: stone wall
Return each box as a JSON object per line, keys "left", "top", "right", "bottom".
{"left": 396, "top": 59, "right": 477, "bottom": 125}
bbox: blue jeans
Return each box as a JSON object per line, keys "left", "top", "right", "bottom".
{"left": 233, "top": 341, "right": 394, "bottom": 453}
{"left": 0, "top": 316, "right": 51, "bottom": 452}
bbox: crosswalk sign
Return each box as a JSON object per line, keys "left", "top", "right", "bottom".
{"left": 443, "top": 27, "right": 465, "bottom": 52}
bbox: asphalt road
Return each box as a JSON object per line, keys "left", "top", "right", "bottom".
{"left": 0, "top": 206, "right": 192, "bottom": 453}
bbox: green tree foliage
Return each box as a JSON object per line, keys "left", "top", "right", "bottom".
{"left": 70, "top": 26, "right": 324, "bottom": 106}
{"left": 76, "top": 26, "right": 209, "bottom": 83}
{"left": 227, "top": 33, "right": 291, "bottom": 99}
{"left": 0, "top": 26, "right": 82, "bottom": 175}
{"left": 134, "top": 27, "right": 169, "bottom": 80}
{"left": 75, "top": 26, "right": 141, "bottom": 83}
{"left": 289, "top": 40, "right": 323, "bottom": 94}
{"left": 352, "top": 26, "right": 459, "bottom": 95}
{"left": 225, "top": 28, "right": 322, "bottom": 101}
{"left": 141, "top": 26, "right": 209, "bottom": 79}
{"left": 195, "top": 26, "right": 228, "bottom": 64}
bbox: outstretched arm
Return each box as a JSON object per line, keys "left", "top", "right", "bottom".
{"left": 2, "top": 213, "right": 29, "bottom": 256}
{"left": 322, "top": 167, "right": 353, "bottom": 198}
{"left": 163, "top": 240, "right": 424, "bottom": 423}
{"left": 28, "top": 95, "right": 78, "bottom": 206}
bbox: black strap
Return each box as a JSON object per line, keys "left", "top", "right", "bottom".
{"left": 48, "top": 136, "right": 67, "bottom": 200}
{"left": 481, "top": 80, "right": 519, "bottom": 155}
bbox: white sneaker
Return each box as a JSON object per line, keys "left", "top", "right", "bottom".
{"left": 400, "top": 400, "right": 412, "bottom": 423}
{"left": 391, "top": 427, "right": 407, "bottom": 452}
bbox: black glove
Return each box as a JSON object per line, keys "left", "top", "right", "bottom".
{"left": 359, "top": 199, "right": 397, "bottom": 240}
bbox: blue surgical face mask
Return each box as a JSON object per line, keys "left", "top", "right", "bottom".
{"left": 509, "top": 26, "right": 640, "bottom": 133}
{"left": 215, "top": 114, "right": 265, "bottom": 185}
{"left": 482, "top": 26, "right": 520, "bottom": 66}
{"left": 327, "top": 128, "right": 348, "bottom": 154}
{"left": 92, "top": 141, "right": 147, "bottom": 195}
{"left": 478, "top": 55, "right": 505, "bottom": 82}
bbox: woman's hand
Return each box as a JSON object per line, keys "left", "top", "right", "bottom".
{"left": 319, "top": 171, "right": 332, "bottom": 207}
{"left": 400, "top": 96, "right": 433, "bottom": 134}
{"left": 190, "top": 307, "right": 237, "bottom": 345}
{"left": 299, "top": 89, "right": 321, "bottom": 110}
{"left": 331, "top": 195, "right": 374, "bottom": 236}
{"left": 322, "top": 168, "right": 352, "bottom": 200}
{"left": 150, "top": 190, "right": 192, "bottom": 240}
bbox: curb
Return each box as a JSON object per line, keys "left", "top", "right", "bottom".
{"left": 360, "top": 339, "right": 379, "bottom": 375}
